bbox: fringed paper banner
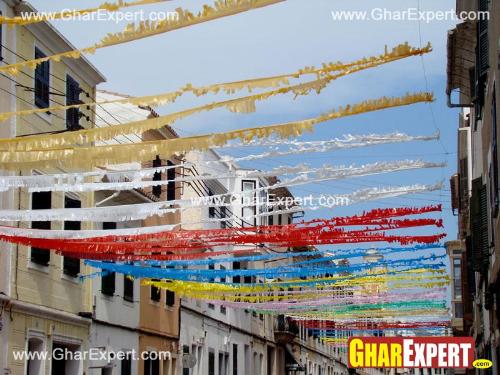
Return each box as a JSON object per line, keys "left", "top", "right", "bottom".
{"left": 84, "top": 254, "right": 446, "bottom": 282}
{"left": 0, "top": 92, "right": 434, "bottom": 159}
{"left": 0, "top": 0, "right": 285, "bottom": 75}
{"left": 285, "top": 307, "right": 449, "bottom": 320}
{"left": 145, "top": 281, "right": 450, "bottom": 302}
{"left": 192, "top": 290, "right": 446, "bottom": 310}
{"left": 0, "top": 204, "right": 443, "bottom": 241}
{"left": 0, "top": 161, "right": 445, "bottom": 221}
{"left": 0, "top": 0, "right": 167, "bottom": 25}
{"left": 253, "top": 300, "right": 447, "bottom": 315}
{"left": 294, "top": 320, "right": 450, "bottom": 330}
{"left": 11, "top": 161, "right": 443, "bottom": 195}
{"left": 143, "top": 275, "right": 449, "bottom": 302}
{"left": 0, "top": 43, "right": 431, "bottom": 122}
{"left": 0, "top": 131, "right": 437, "bottom": 189}
{"left": 139, "top": 268, "right": 447, "bottom": 294}
{"left": 213, "top": 132, "right": 440, "bottom": 163}
{"left": 150, "top": 244, "right": 444, "bottom": 267}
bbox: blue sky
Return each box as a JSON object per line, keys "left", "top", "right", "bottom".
{"left": 30, "top": 0, "right": 460, "bottom": 245}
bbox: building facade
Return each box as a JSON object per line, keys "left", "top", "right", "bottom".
{"left": 447, "top": 0, "right": 500, "bottom": 373}
{"left": 0, "top": 1, "right": 106, "bottom": 374}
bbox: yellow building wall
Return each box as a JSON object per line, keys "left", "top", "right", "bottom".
{"left": 7, "top": 310, "right": 89, "bottom": 375}
{"left": 10, "top": 24, "right": 98, "bottom": 316}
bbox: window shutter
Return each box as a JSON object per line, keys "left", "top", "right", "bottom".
{"left": 477, "top": 0, "right": 489, "bottom": 78}
{"left": 470, "top": 178, "right": 489, "bottom": 273}
{"left": 66, "top": 75, "right": 81, "bottom": 130}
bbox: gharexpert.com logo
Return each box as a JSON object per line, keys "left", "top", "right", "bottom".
{"left": 347, "top": 337, "right": 492, "bottom": 369}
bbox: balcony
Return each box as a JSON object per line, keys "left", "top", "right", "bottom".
{"left": 274, "top": 315, "right": 299, "bottom": 344}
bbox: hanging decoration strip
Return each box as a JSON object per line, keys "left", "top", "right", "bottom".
{"left": 84, "top": 254, "right": 446, "bottom": 282}
{"left": 0, "top": 43, "right": 431, "bottom": 121}
{"left": 253, "top": 300, "right": 446, "bottom": 315}
{"left": 0, "top": 0, "right": 285, "bottom": 75}
{"left": 16, "top": 160, "right": 444, "bottom": 196}
{"left": 0, "top": 203, "right": 442, "bottom": 238}
{"left": 0, "top": 131, "right": 438, "bottom": 192}
{"left": 148, "top": 244, "right": 444, "bottom": 267}
{"left": 0, "top": 205, "right": 444, "bottom": 250}
{"left": 0, "top": 161, "right": 445, "bottom": 222}
{"left": 140, "top": 270, "right": 449, "bottom": 299}
{"left": 212, "top": 132, "right": 440, "bottom": 163}
{"left": 293, "top": 320, "right": 450, "bottom": 330}
{"left": 0, "top": 86, "right": 434, "bottom": 154}
{"left": 284, "top": 307, "right": 449, "bottom": 320}
{"left": 0, "top": 221, "right": 446, "bottom": 260}
{"left": 139, "top": 281, "right": 450, "bottom": 303}
{"left": 0, "top": 93, "right": 435, "bottom": 170}
{"left": 185, "top": 290, "right": 446, "bottom": 310}
{"left": 0, "top": 0, "right": 167, "bottom": 25}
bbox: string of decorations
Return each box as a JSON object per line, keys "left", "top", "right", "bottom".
{"left": 0, "top": 0, "right": 286, "bottom": 75}
{"left": 0, "top": 0, "right": 167, "bottom": 25}
{"left": 0, "top": 43, "right": 431, "bottom": 122}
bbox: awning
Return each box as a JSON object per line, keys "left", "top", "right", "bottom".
{"left": 285, "top": 344, "right": 305, "bottom": 373}
{"left": 446, "top": 21, "right": 476, "bottom": 103}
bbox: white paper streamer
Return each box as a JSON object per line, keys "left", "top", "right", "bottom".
{"left": 0, "top": 182, "right": 444, "bottom": 236}
{"left": 214, "top": 132, "right": 440, "bottom": 163}
{"left": 0, "top": 159, "right": 444, "bottom": 222}
{"left": 0, "top": 132, "right": 437, "bottom": 192}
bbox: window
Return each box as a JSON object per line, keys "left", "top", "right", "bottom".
{"left": 166, "top": 290, "right": 175, "bottom": 307}
{"left": 220, "top": 266, "right": 226, "bottom": 314}
{"left": 34, "top": 47, "right": 50, "bottom": 108}
{"left": 220, "top": 206, "right": 227, "bottom": 229}
{"left": 101, "top": 269, "right": 116, "bottom": 296}
{"left": 31, "top": 192, "right": 51, "bottom": 265}
{"left": 167, "top": 160, "right": 176, "bottom": 201}
{"left": 232, "top": 345, "right": 238, "bottom": 375}
{"left": 219, "top": 352, "right": 228, "bottom": 375}
{"left": 241, "top": 180, "right": 256, "bottom": 227}
{"left": 182, "top": 346, "right": 190, "bottom": 375}
{"left": 144, "top": 355, "right": 160, "bottom": 375}
{"left": 455, "top": 302, "right": 464, "bottom": 318}
{"left": 123, "top": 274, "right": 134, "bottom": 302}
{"left": 208, "top": 351, "right": 215, "bottom": 375}
{"left": 208, "top": 263, "right": 215, "bottom": 309}
{"left": 121, "top": 356, "right": 132, "bottom": 375}
{"left": 26, "top": 337, "right": 44, "bottom": 375}
{"left": 278, "top": 214, "right": 282, "bottom": 226}
{"left": 208, "top": 189, "right": 216, "bottom": 218}
{"left": 232, "top": 262, "right": 241, "bottom": 284}
{"left": 101, "top": 223, "right": 116, "bottom": 296}
{"left": 66, "top": 75, "right": 81, "bottom": 130}
{"left": 268, "top": 209, "right": 273, "bottom": 226}
{"left": 63, "top": 196, "right": 81, "bottom": 277}
{"left": 491, "top": 87, "right": 499, "bottom": 217}
{"left": 152, "top": 155, "right": 162, "bottom": 198}
{"left": 150, "top": 282, "right": 161, "bottom": 302}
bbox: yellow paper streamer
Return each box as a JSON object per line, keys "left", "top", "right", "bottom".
{"left": 0, "top": 0, "right": 167, "bottom": 26}
{"left": 0, "top": 42, "right": 432, "bottom": 122}
{"left": 0, "top": 0, "right": 285, "bottom": 76}
{"left": 0, "top": 92, "right": 435, "bottom": 169}
{"left": 141, "top": 269, "right": 447, "bottom": 298}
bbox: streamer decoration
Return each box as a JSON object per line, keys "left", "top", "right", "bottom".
{"left": 0, "top": 92, "right": 435, "bottom": 168}
{"left": 0, "top": 0, "right": 285, "bottom": 75}
{"left": 0, "top": 0, "right": 168, "bottom": 25}
{"left": 84, "top": 254, "right": 446, "bottom": 282}
{"left": 0, "top": 205, "right": 445, "bottom": 260}
{"left": 0, "top": 43, "right": 432, "bottom": 121}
